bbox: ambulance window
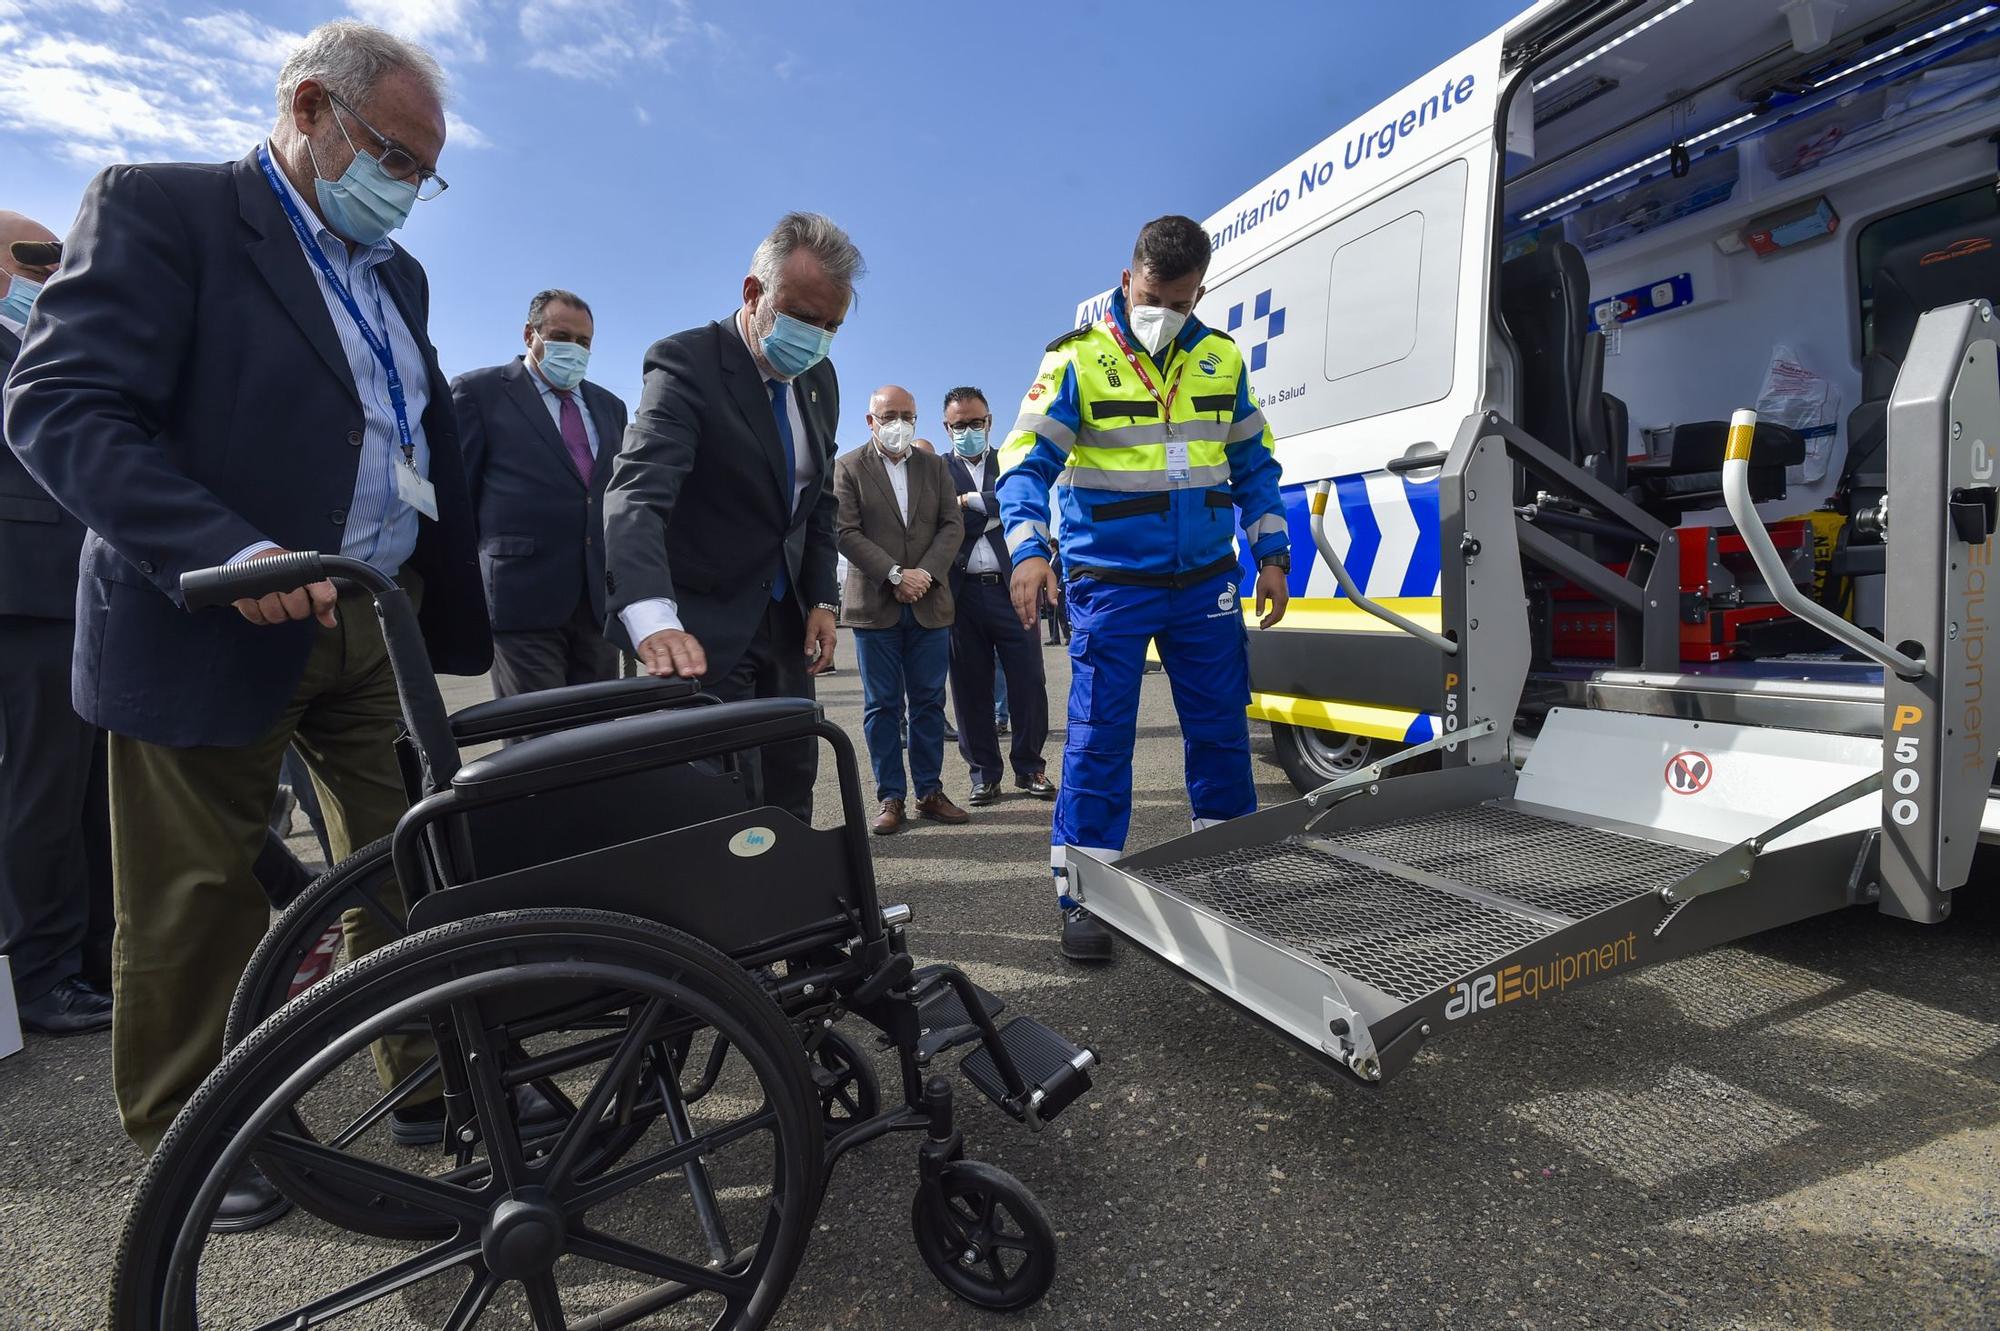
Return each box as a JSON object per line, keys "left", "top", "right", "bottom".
{"left": 1326, "top": 213, "right": 1424, "bottom": 379}
{"left": 1316, "top": 156, "right": 1466, "bottom": 426}
{"left": 1857, "top": 184, "right": 1997, "bottom": 357}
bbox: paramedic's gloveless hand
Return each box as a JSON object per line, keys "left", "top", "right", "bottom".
{"left": 1255, "top": 563, "right": 1289, "bottom": 629}
{"left": 1011, "top": 555, "right": 1060, "bottom": 631}
{"left": 233, "top": 547, "right": 338, "bottom": 629}
{"left": 638, "top": 627, "right": 708, "bottom": 680}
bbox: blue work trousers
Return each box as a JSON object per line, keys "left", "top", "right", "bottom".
{"left": 1051, "top": 569, "right": 1254, "bottom": 894}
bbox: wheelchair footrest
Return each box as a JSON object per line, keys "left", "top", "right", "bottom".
{"left": 959, "top": 1015, "right": 1095, "bottom": 1128}
{"left": 911, "top": 965, "right": 1004, "bottom": 1061}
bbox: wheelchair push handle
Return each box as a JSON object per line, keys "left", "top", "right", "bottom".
{"left": 179, "top": 551, "right": 394, "bottom": 611}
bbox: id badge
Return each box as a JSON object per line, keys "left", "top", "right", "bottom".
{"left": 1164, "top": 435, "right": 1191, "bottom": 482}
{"left": 395, "top": 458, "right": 439, "bottom": 520}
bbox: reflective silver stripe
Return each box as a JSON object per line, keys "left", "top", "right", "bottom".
{"left": 1007, "top": 520, "right": 1051, "bottom": 554}
{"left": 1227, "top": 409, "right": 1271, "bottom": 444}
{"left": 1075, "top": 418, "right": 1234, "bottom": 450}
{"left": 1010, "top": 412, "right": 1076, "bottom": 453}
{"left": 1245, "top": 511, "right": 1288, "bottom": 540}
{"left": 1056, "top": 462, "right": 1233, "bottom": 491}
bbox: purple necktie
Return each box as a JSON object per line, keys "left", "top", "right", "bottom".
{"left": 553, "top": 387, "right": 592, "bottom": 485}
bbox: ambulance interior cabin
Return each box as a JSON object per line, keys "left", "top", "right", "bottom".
{"left": 1499, "top": 0, "right": 2000, "bottom": 680}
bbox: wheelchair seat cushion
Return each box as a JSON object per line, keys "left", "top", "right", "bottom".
{"left": 452, "top": 696, "right": 823, "bottom": 802}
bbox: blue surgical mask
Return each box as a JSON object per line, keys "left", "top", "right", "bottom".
{"left": 308, "top": 132, "right": 417, "bottom": 246}
{"left": 950, "top": 427, "right": 988, "bottom": 458}
{"left": 760, "top": 309, "right": 834, "bottom": 379}
{"left": 537, "top": 339, "right": 590, "bottom": 390}
{"left": 0, "top": 273, "right": 42, "bottom": 326}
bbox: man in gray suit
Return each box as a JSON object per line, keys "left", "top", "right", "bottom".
{"left": 0, "top": 216, "right": 114, "bottom": 1036}
{"left": 835, "top": 385, "right": 970, "bottom": 835}
{"left": 454, "top": 289, "right": 627, "bottom": 698}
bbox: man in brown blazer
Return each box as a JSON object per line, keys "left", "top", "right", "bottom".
{"left": 835, "top": 385, "right": 971, "bottom": 834}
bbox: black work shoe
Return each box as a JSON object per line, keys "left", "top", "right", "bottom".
{"left": 211, "top": 1165, "right": 292, "bottom": 1233}
{"left": 391, "top": 1084, "right": 569, "bottom": 1147}
{"left": 996, "top": 718, "right": 1011, "bottom": 735}
{"left": 968, "top": 782, "right": 1001, "bottom": 806}
{"left": 1060, "top": 907, "right": 1114, "bottom": 963}
{"left": 17, "top": 976, "right": 113, "bottom": 1036}
{"left": 1014, "top": 772, "right": 1057, "bottom": 800}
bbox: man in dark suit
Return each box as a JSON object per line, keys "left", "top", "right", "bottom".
{"left": 835, "top": 386, "right": 969, "bottom": 834}
{"left": 941, "top": 387, "right": 1056, "bottom": 806}
{"left": 604, "top": 212, "right": 856, "bottom": 821}
{"left": 454, "top": 288, "right": 627, "bottom": 698}
{"left": 0, "top": 218, "right": 115, "bottom": 1037}
{"left": 3, "top": 21, "right": 489, "bottom": 1223}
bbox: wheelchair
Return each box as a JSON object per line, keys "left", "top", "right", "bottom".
{"left": 112, "top": 553, "right": 1096, "bottom": 1330}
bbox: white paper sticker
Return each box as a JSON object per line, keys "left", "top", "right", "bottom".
{"left": 1165, "top": 437, "right": 1191, "bottom": 481}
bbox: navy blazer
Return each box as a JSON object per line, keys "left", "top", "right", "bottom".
{"left": 0, "top": 326, "right": 85, "bottom": 621}
{"left": 1, "top": 147, "right": 491, "bottom": 748}
{"left": 946, "top": 451, "right": 1013, "bottom": 578}
{"left": 453, "top": 357, "right": 625, "bottom": 633}
{"left": 602, "top": 316, "right": 840, "bottom": 677}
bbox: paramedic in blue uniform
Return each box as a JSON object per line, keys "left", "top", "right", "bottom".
{"left": 998, "top": 215, "right": 1290, "bottom": 961}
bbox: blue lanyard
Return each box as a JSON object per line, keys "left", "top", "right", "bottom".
{"left": 257, "top": 144, "right": 415, "bottom": 465}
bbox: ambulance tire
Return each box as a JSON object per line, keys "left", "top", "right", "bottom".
{"left": 1269, "top": 722, "right": 1393, "bottom": 794}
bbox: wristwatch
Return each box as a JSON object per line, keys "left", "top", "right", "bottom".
{"left": 1258, "top": 552, "right": 1292, "bottom": 573}
{"left": 887, "top": 565, "right": 904, "bottom": 586}
{"left": 813, "top": 602, "right": 839, "bottom": 615}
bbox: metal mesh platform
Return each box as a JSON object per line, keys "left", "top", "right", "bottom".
{"left": 1318, "top": 805, "right": 1710, "bottom": 920}
{"left": 1140, "top": 807, "right": 1708, "bottom": 1006}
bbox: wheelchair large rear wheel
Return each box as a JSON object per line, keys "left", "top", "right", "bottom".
{"left": 227, "top": 834, "right": 404, "bottom": 1044}
{"left": 114, "top": 908, "right": 825, "bottom": 1331}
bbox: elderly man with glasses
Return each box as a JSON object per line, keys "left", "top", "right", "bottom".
{"left": 4, "top": 20, "right": 491, "bottom": 1228}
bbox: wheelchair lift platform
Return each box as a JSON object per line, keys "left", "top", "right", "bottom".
{"left": 1070, "top": 302, "right": 2000, "bottom": 1087}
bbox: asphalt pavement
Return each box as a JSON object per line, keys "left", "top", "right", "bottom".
{"left": 3, "top": 628, "right": 1997, "bottom": 1329}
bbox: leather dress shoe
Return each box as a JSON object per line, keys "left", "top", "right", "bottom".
{"left": 1014, "top": 771, "right": 1057, "bottom": 800}
{"left": 968, "top": 782, "right": 1001, "bottom": 807}
{"left": 872, "top": 798, "right": 906, "bottom": 836}
{"left": 996, "top": 718, "right": 1011, "bottom": 735}
{"left": 915, "top": 791, "right": 970, "bottom": 825}
{"left": 211, "top": 1165, "right": 292, "bottom": 1233}
{"left": 391, "top": 1083, "right": 569, "bottom": 1147}
{"left": 17, "top": 976, "right": 113, "bottom": 1036}
{"left": 1060, "top": 906, "right": 1115, "bottom": 963}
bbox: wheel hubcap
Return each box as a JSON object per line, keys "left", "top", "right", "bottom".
{"left": 481, "top": 1194, "right": 568, "bottom": 1279}
{"left": 1303, "top": 730, "right": 1371, "bottom": 776}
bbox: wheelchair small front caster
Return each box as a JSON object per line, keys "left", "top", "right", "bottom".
{"left": 911, "top": 1159, "right": 1056, "bottom": 1311}
{"left": 811, "top": 1027, "right": 880, "bottom": 1135}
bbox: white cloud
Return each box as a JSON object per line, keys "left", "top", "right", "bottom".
{"left": 348, "top": 0, "right": 488, "bottom": 62}
{"left": 518, "top": 0, "right": 720, "bottom": 80}
{"left": 0, "top": 6, "right": 492, "bottom": 169}
{"left": 445, "top": 110, "right": 489, "bottom": 148}
{"left": 634, "top": 103, "right": 651, "bottom": 125}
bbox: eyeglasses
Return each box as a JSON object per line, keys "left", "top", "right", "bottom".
{"left": 873, "top": 410, "right": 917, "bottom": 424}
{"left": 946, "top": 417, "right": 993, "bottom": 434}
{"left": 329, "top": 91, "right": 449, "bottom": 201}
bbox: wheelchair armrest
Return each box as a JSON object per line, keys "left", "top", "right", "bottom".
{"left": 450, "top": 697, "right": 823, "bottom": 804}
{"left": 448, "top": 676, "right": 705, "bottom": 744}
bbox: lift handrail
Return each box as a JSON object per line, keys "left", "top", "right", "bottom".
{"left": 1308, "top": 479, "right": 1460, "bottom": 656}
{"left": 1719, "top": 409, "right": 1925, "bottom": 680}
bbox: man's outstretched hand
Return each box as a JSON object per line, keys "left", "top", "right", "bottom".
{"left": 637, "top": 628, "right": 708, "bottom": 680}
{"left": 1010, "top": 556, "right": 1059, "bottom": 632}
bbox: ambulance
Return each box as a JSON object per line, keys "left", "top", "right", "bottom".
{"left": 1073, "top": 0, "right": 2000, "bottom": 835}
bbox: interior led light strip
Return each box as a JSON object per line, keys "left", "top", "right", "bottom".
{"left": 1809, "top": 3, "right": 1997, "bottom": 86}
{"left": 1533, "top": 0, "right": 1697, "bottom": 91}
{"left": 1520, "top": 111, "right": 1755, "bottom": 219}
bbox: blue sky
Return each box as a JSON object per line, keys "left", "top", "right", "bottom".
{"left": 0, "top": 0, "right": 1524, "bottom": 440}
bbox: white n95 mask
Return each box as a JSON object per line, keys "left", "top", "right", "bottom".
{"left": 1128, "top": 304, "right": 1186, "bottom": 357}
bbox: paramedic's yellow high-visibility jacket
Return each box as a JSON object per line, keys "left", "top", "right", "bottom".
{"left": 997, "top": 289, "right": 1288, "bottom": 584}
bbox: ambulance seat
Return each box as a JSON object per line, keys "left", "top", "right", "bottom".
{"left": 1499, "top": 242, "right": 1626, "bottom": 491}
{"left": 1839, "top": 212, "right": 2000, "bottom": 534}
